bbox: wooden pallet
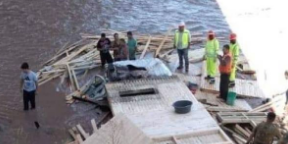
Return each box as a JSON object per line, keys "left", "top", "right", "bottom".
{"left": 217, "top": 112, "right": 267, "bottom": 125}
{"left": 200, "top": 61, "right": 266, "bottom": 98}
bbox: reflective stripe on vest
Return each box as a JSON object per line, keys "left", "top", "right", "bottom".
{"left": 230, "top": 43, "right": 239, "bottom": 62}
{"left": 205, "top": 39, "right": 218, "bottom": 58}
{"left": 175, "top": 30, "right": 190, "bottom": 49}
{"left": 219, "top": 53, "right": 232, "bottom": 74}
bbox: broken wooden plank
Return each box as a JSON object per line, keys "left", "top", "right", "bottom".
{"left": 249, "top": 96, "right": 284, "bottom": 112}
{"left": 76, "top": 134, "right": 83, "bottom": 143}
{"left": 71, "top": 69, "right": 80, "bottom": 90}
{"left": 76, "top": 124, "right": 90, "bottom": 139}
{"left": 66, "top": 64, "right": 75, "bottom": 90}
{"left": 221, "top": 126, "right": 247, "bottom": 144}
{"left": 68, "top": 129, "right": 78, "bottom": 141}
{"left": 155, "top": 29, "right": 171, "bottom": 57}
{"left": 235, "top": 124, "right": 250, "bottom": 138}
{"left": 140, "top": 36, "right": 151, "bottom": 59}
{"left": 91, "top": 119, "right": 98, "bottom": 133}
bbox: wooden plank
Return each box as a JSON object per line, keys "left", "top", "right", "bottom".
{"left": 235, "top": 124, "right": 250, "bottom": 138}
{"left": 68, "top": 129, "right": 78, "bottom": 141}
{"left": 91, "top": 119, "right": 98, "bottom": 133}
{"left": 66, "top": 64, "right": 75, "bottom": 90}
{"left": 71, "top": 69, "right": 80, "bottom": 90}
{"left": 221, "top": 126, "right": 246, "bottom": 143}
{"left": 155, "top": 29, "right": 171, "bottom": 57}
{"left": 76, "top": 134, "right": 83, "bottom": 143}
{"left": 140, "top": 36, "right": 151, "bottom": 59}
{"left": 249, "top": 96, "right": 284, "bottom": 112}
{"left": 76, "top": 124, "right": 90, "bottom": 139}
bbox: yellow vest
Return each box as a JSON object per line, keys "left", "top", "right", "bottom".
{"left": 229, "top": 43, "right": 240, "bottom": 63}
{"left": 205, "top": 38, "right": 219, "bottom": 58}
{"left": 175, "top": 29, "right": 190, "bottom": 49}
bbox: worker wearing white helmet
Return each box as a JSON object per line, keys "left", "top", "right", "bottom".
{"left": 174, "top": 22, "right": 191, "bottom": 73}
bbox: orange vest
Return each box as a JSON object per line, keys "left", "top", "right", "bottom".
{"left": 219, "top": 53, "right": 232, "bottom": 74}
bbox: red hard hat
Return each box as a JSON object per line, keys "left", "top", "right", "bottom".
{"left": 208, "top": 30, "right": 214, "bottom": 35}
{"left": 230, "top": 33, "right": 237, "bottom": 40}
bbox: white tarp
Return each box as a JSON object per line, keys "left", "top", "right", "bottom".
{"left": 113, "top": 58, "right": 172, "bottom": 77}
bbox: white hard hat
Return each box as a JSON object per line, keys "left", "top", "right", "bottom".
{"left": 179, "top": 21, "right": 185, "bottom": 27}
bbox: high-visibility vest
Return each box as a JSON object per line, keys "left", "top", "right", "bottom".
{"left": 219, "top": 53, "right": 232, "bottom": 74}
{"left": 229, "top": 43, "right": 240, "bottom": 63}
{"left": 205, "top": 38, "right": 219, "bottom": 58}
{"left": 175, "top": 29, "right": 190, "bottom": 49}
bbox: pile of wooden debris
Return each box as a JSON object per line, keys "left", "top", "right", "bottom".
{"left": 38, "top": 30, "right": 288, "bottom": 144}
{"left": 37, "top": 29, "right": 226, "bottom": 103}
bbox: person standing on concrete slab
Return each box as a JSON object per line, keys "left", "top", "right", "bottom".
{"left": 247, "top": 112, "right": 282, "bottom": 144}
{"left": 20, "top": 62, "right": 38, "bottom": 111}
{"left": 96, "top": 33, "right": 113, "bottom": 67}
{"left": 174, "top": 22, "right": 191, "bottom": 73}
{"left": 127, "top": 31, "right": 137, "bottom": 60}
{"left": 205, "top": 30, "right": 219, "bottom": 84}
{"left": 229, "top": 33, "right": 239, "bottom": 87}
{"left": 218, "top": 45, "right": 232, "bottom": 101}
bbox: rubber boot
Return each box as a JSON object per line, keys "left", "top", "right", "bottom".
{"left": 205, "top": 75, "right": 211, "bottom": 80}
{"left": 177, "top": 66, "right": 183, "bottom": 70}
{"left": 209, "top": 78, "right": 215, "bottom": 84}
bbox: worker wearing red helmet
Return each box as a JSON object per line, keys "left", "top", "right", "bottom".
{"left": 204, "top": 30, "right": 219, "bottom": 84}
{"left": 229, "top": 33, "right": 239, "bottom": 87}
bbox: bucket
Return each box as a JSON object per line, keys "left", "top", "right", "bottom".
{"left": 226, "top": 91, "right": 237, "bottom": 106}
{"left": 173, "top": 100, "right": 193, "bottom": 114}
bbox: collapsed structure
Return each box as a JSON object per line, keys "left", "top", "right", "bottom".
{"left": 37, "top": 30, "right": 287, "bottom": 144}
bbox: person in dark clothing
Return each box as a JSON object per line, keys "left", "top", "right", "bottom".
{"left": 96, "top": 33, "right": 113, "bottom": 67}
{"left": 218, "top": 45, "right": 232, "bottom": 101}
{"left": 20, "top": 62, "right": 38, "bottom": 111}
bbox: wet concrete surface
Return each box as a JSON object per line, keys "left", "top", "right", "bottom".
{"left": 0, "top": 0, "right": 234, "bottom": 143}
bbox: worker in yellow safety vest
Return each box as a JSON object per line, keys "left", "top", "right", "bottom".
{"left": 229, "top": 33, "right": 239, "bottom": 87}
{"left": 174, "top": 22, "right": 191, "bottom": 73}
{"left": 204, "top": 30, "right": 219, "bottom": 84}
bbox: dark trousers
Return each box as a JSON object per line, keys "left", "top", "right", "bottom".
{"left": 23, "top": 90, "right": 36, "bottom": 110}
{"left": 177, "top": 49, "right": 189, "bottom": 69}
{"left": 100, "top": 51, "right": 113, "bottom": 67}
{"left": 220, "top": 73, "right": 230, "bottom": 101}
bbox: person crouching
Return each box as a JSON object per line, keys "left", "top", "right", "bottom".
{"left": 218, "top": 45, "right": 232, "bottom": 101}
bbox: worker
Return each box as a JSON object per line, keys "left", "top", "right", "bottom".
{"left": 218, "top": 44, "right": 232, "bottom": 101}
{"left": 229, "top": 33, "right": 239, "bottom": 87}
{"left": 20, "top": 62, "right": 38, "bottom": 111}
{"left": 96, "top": 33, "right": 113, "bottom": 68}
{"left": 127, "top": 31, "right": 137, "bottom": 60}
{"left": 246, "top": 112, "right": 282, "bottom": 144}
{"left": 205, "top": 30, "right": 219, "bottom": 84}
{"left": 113, "top": 38, "right": 128, "bottom": 61}
{"left": 174, "top": 22, "right": 191, "bottom": 73}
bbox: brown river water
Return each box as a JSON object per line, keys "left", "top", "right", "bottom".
{"left": 0, "top": 0, "right": 231, "bottom": 143}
